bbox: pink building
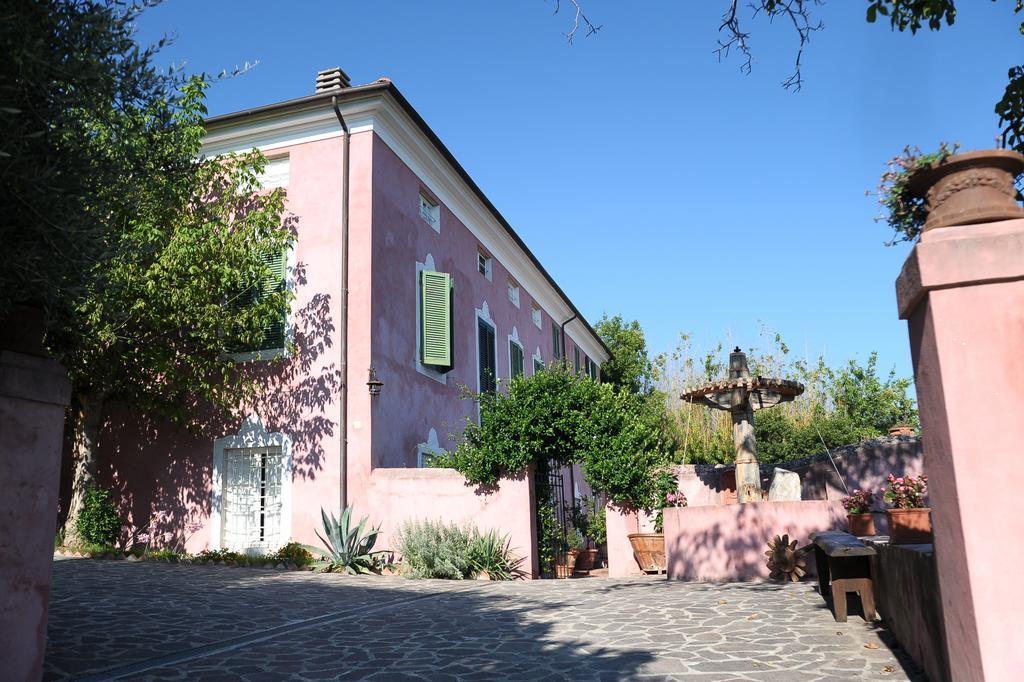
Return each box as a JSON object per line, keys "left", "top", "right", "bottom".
{"left": 90, "top": 69, "right": 608, "bottom": 569}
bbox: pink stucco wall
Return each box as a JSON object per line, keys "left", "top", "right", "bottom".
{"left": 91, "top": 132, "right": 373, "bottom": 552}
{"left": 367, "top": 467, "right": 537, "bottom": 578}
{"left": 0, "top": 349, "right": 70, "bottom": 681}
{"left": 88, "top": 111, "right": 603, "bottom": 561}
{"left": 897, "top": 218, "right": 1024, "bottom": 682}
{"left": 366, "top": 134, "right": 599, "bottom": 472}
{"left": 664, "top": 501, "right": 846, "bottom": 581}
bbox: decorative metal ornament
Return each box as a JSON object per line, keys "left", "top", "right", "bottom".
{"left": 765, "top": 533, "right": 808, "bottom": 582}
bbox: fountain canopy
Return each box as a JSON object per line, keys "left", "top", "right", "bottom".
{"left": 681, "top": 347, "right": 805, "bottom": 503}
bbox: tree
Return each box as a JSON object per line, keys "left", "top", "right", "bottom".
{"left": 554, "top": 1, "right": 1024, "bottom": 152}
{"left": 438, "top": 364, "right": 671, "bottom": 511}
{"left": 594, "top": 314, "right": 660, "bottom": 395}
{"left": 1, "top": 1, "right": 293, "bottom": 544}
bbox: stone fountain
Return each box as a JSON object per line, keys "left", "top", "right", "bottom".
{"left": 681, "top": 347, "right": 804, "bottom": 503}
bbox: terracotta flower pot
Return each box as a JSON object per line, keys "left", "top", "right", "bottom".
{"left": 628, "top": 533, "right": 666, "bottom": 573}
{"left": 574, "top": 548, "right": 598, "bottom": 573}
{"left": 887, "top": 508, "right": 933, "bottom": 544}
{"left": 910, "top": 149, "right": 1024, "bottom": 232}
{"left": 555, "top": 549, "right": 578, "bottom": 578}
{"left": 847, "top": 513, "right": 876, "bottom": 537}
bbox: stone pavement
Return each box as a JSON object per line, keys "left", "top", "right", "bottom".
{"left": 45, "top": 560, "right": 923, "bottom": 681}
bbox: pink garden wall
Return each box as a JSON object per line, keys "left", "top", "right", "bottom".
{"left": 367, "top": 467, "right": 538, "bottom": 577}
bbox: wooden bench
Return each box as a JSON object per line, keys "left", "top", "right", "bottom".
{"left": 811, "top": 531, "right": 878, "bottom": 623}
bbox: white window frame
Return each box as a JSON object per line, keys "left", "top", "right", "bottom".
{"left": 256, "top": 155, "right": 290, "bottom": 190}
{"left": 210, "top": 414, "right": 292, "bottom": 553}
{"left": 532, "top": 305, "right": 542, "bottom": 330}
{"left": 507, "top": 326, "right": 524, "bottom": 380}
{"left": 507, "top": 279, "right": 520, "bottom": 308}
{"left": 227, "top": 244, "right": 297, "bottom": 363}
{"left": 475, "top": 301, "right": 497, "bottom": 396}
{"left": 416, "top": 427, "right": 442, "bottom": 468}
{"left": 419, "top": 193, "right": 440, "bottom": 232}
{"left": 532, "top": 347, "right": 544, "bottom": 376}
{"left": 477, "top": 250, "right": 492, "bottom": 281}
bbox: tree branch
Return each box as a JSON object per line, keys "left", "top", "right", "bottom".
{"left": 552, "top": 0, "right": 602, "bottom": 45}
{"left": 717, "top": 1, "right": 824, "bottom": 91}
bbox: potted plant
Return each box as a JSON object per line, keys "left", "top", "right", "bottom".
{"left": 875, "top": 143, "right": 1024, "bottom": 243}
{"left": 570, "top": 499, "right": 599, "bottom": 573}
{"left": 628, "top": 474, "right": 686, "bottom": 573}
{"left": 883, "top": 473, "right": 932, "bottom": 544}
{"left": 841, "top": 489, "right": 876, "bottom": 537}
{"left": 555, "top": 530, "right": 583, "bottom": 578}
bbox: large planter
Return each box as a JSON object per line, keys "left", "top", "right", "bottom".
{"left": 847, "top": 512, "right": 877, "bottom": 537}
{"left": 887, "top": 508, "right": 933, "bottom": 544}
{"left": 574, "top": 548, "right": 598, "bottom": 573}
{"left": 628, "top": 533, "right": 666, "bottom": 573}
{"left": 910, "top": 149, "right": 1024, "bottom": 232}
{"left": 555, "top": 549, "right": 578, "bottom": 578}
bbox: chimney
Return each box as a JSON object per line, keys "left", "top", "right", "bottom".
{"left": 315, "top": 67, "right": 351, "bottom": 93}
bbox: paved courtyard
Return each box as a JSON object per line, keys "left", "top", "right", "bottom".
{"left": 45, "top": 560, "right": 922, "bottom": 681}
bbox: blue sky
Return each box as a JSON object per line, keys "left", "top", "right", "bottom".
{"left": 135, "top": 1, "right": 1021, "bottom": 380}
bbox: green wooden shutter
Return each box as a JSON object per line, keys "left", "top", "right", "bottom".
{"left": 257, "top": 249, "right": 287, "bottom": 351}
{"left": 478, "top": 319, "right": 496, "bottom": 393}
{"left": 574, "top": 347, "right": 581, "bottom": 373}
{"left": 534, "top": 358, "right": 544, "bottom": 375}
{"left": 510, "top": 341, "right": 524, "bottom": 379}
{"left": 551, "top": 324, "right": 561, "bottom": 359}
{"left": 421, "top": 270, "right": 452, "bottom": 367}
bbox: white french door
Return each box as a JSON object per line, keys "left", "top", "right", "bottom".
{"left": 222, "top": 446, "right": 285, "bottom": 552}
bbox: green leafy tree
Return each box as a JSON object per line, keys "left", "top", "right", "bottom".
{"left": 594, "top": 315, "right": 660, "bottom": 395}
{"left": 437, "top": 364, "right": 671, "bottom": 511}
{"left": 1, "top": 1, "right": 294, "bottom": 542}
{"left": 829, "top": 352, "right": 919, "bottom": 432}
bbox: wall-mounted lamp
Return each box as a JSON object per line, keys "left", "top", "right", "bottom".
{"left": 367, "top": 367, "right": 384, "bottom": 397}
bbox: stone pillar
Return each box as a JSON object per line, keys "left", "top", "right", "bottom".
{"left": 732, "top": 402, "right": 762, "bottom": 503}
{"left": 896, "top": 218, "right": 1024, "bottom": 682}
{"left": 0, "top": 310, "right": 71, "bottom": 681}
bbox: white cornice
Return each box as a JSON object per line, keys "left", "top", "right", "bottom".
{"left": 201, "top": 91, "right": 608, "bottom": 363}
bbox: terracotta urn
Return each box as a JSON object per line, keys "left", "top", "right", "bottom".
{"left": 847, "top": 513, "right": 876, "bottom": 537}
{"left": 910, "top": 149, "right": 1024, "bottom": 232}
{"left": 886, "top": 508, "right": 933, "bottom": 544}
{"left": 555, "top": 549, "right": 578, "bottom": 578}
{"left": 628, "top": 533, "right": 666, "bottom": 573}
{"left": 574, "top": 548, "right": 598, "bottom": 573}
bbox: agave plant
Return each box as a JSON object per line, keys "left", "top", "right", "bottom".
{"left": 300, "top": 506, "right": 385, "bottom": 574}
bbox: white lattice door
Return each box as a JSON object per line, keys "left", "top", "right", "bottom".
{"left": 222, "top": 447, "right": 285, "bottom": 552}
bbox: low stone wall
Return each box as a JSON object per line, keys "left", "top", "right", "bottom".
{"left": 664, "top": 501, "right": 846, "bottom": 581}
{"left": 366, "top": 467, "right": 537, "bottom": 578}
{"left": 867, "top": 541, "right": 949, "bottom": 682}
{"left": 677, "top": 436, "right": 925, "bottom": 507}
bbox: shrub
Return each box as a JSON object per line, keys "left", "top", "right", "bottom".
{"left": 272, "top": 541, "right": 313, "bottom": 567}
{"left": 395, "top": 520, "right": 475, "bottom": 579}
{"left": 468, "top": 529, "right": 523, "bottom": 580}
{"left": 76, "top": 488, "right": 122, "bottom": 547}
{"left": 193, "top": 548, "right": 244, "bottom": 563}
{"left": 300, "top": 507, "right": 385, "bottom": 574}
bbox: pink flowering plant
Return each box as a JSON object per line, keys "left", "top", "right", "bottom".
{"left": 841, "top": 489, "right": 874, "bottom": 515}
{"left": 873, "top": 142, "right": 959, "bottom": 244}
{"left": 883, "top": 473, "right": 928, "bottom": 509}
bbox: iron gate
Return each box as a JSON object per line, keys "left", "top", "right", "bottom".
{"left": 534, "top": 459, "right": 572, "bottom": 578}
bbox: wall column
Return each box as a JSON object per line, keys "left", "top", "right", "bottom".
{"left": 0, "top": 310, "right": 71, "bottom": 681}
{"left": 896, "top": 218, "right": 1024, "bottom": 682}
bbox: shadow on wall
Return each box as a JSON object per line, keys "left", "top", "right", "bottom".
{"left": 61, "top": 259, "right": 341, "bottom": 546}
{"left": 44, "top": 563, "right": 656, "bottom": 679}
{"left": 664, "top": 501, "right": 847, "bottom": 582}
